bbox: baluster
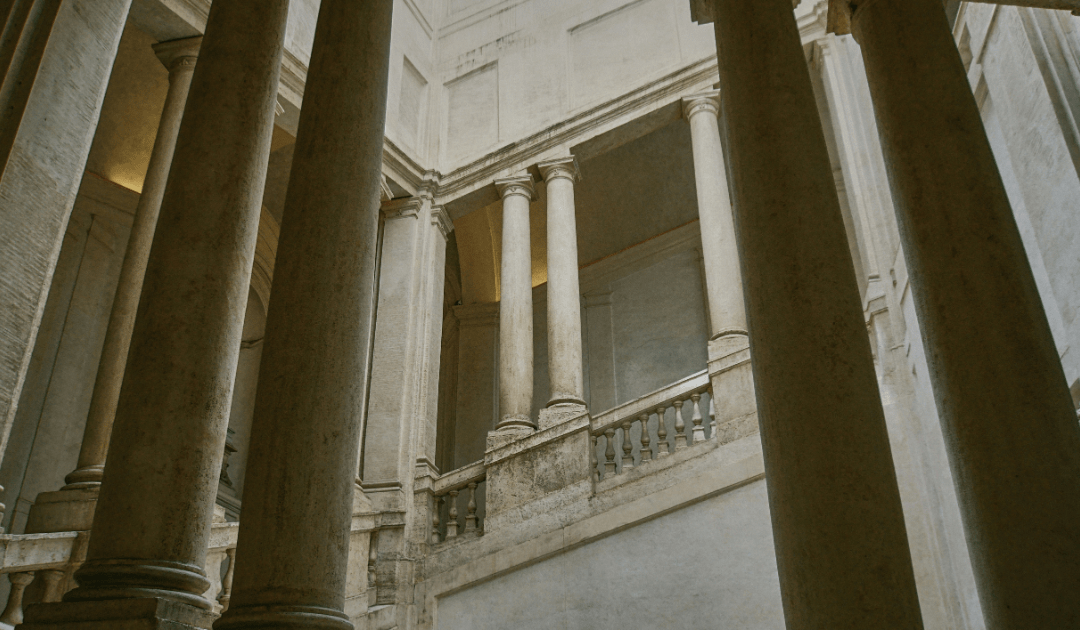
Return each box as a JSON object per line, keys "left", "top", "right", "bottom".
{"left": 590, "top": 433, "right": 600, "bottom": 483}
{"left": 673, "top": 398, "right": 688, "bottom": 450}
{"left": 604, "top": 428, "right": 617, "bottom": 476}
{"left": 219, "top": 547, "right": 236, "bottom": 611}
{"left": 709, "top": 396, "right": 717, "bottom": 439}
{"left": 368, "top": 530, "right": 379, "bottom": 590}
{"left": 39, "top": 569, "right": 65, "bottom": 603}
{"left": 431, "top": 495, "right": 442, "bottom": 544}
{"left": 0, "top": 571, "right": 34, "bottom": 626}
{"left": 691, "top": 393, "right": 706, "bottom": 443}
{"left": 639, "top": 412, "right": 652, "bottom": 462}
{"left": 621, "top": 420, "right": 634, "bottom": 471}
{"left": 656, "top": 406, "right": 669, "bottom": 456}
{"left": 447, "top": 490, "right": 460, "bottom": 539}
{"left": 465, "top": 482, "right": 479, "bottom": 534}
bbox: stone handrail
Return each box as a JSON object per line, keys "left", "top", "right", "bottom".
{"left": 0, "top": 531, "right": 85, "bottom": 626}
{"left": 430, "top": 461, "right": 487, "bottom": 544}
{"left": 591, "top": 370, "right": 710, "bottom": 435}
{"left": 431, "top": 460, "right": 485, "bottom": 495}
{"left": 0, "top": 521, "right": 241, "bottom": 627}
{"left": 591, "top": 370, "right": 715, "bottom": 481}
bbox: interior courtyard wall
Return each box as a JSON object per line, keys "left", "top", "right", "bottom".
{"left": 434, "top": 0, "right": 716, "bottom": 170}
{"left": 0, "top": 180, "right": 136, "bottom": 535}
{"left": 436, "top": 479, "right": 785, "bottom": 630}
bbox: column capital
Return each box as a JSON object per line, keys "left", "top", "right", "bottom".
{"left": 538, "top": 156, "right": 580, "bottom": 183}
{"left": 682, "top": 91, "right": 721, "bottom": 120}
{"left": 494, "top": 175, "right": 536, "bottom": 201}
{"left": 152, "top": 36, "right": 202, "bottom": 74}
{"left": 381, "top": 197, "right": 422, "bottom": 221}
{"left": 431, "top": 206, "right": 454, "bottom": 239}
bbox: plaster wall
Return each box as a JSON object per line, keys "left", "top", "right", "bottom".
{"left": 434, "top": 0, "right": 716, "bottom": 169}
{"left": 436, "top": 478, "right": 784, "bottom": 630}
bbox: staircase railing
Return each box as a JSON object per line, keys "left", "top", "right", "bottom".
{"left": 430, "top": 460, "right": 486, "bottom": 544}
{"left": 590, "top": 370, "right": 715, "bottom": 481}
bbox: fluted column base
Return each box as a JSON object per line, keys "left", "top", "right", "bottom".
{"left": 216, "top": 604, "right": 352, "bottom": 630}
{"left": 22, "top": 597, "right": 215, "bottom": 630}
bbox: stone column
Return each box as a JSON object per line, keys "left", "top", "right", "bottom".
{"left": 697, "top": 0, "right": 925, "bottom": 627}
{"left": 493, "top": 176, "right": 537, "bottom": 435}
{"left": 213, "top": 0, "right": 395, "bottom": 628}
{"left": 0, "top": 0, "right": 132, "bottom": 474}
{"left": 539, "top": 157, "right": 586, "bottom": 422}
{"left": 58, "top": 37, "right": 201, "bottom": 502}
{"left": 682, "top": 91, "right": 757, "bottom": 443}
{"left": 22, "top": 0, "right": 291, "bottom": 627}
{"left": 840, "top": 0, "right": 1080, "bottom": 625}
{"left": 682, "top": 92, "right": 746, "bottom": 342}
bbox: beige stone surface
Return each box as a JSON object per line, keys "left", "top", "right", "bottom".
{"left": 851, "top": 0, "right": 1080, "bottom": 625}
{"left": 707, "top": 0, "right": 924, "bottom": 625}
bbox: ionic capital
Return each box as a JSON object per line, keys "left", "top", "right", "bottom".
{"left": 538, "top": 156, "right": 580, "bottom": 183}
{"left": 494, "top": 175, "right": 536, "bottom": 201}
{"left": 153, "top": 36, "right": 203, "bottom": 75}
{"left": 682, "top": 91, "right": 721, "bottom": 121}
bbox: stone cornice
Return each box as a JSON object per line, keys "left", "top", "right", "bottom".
{"left": 682, "top": 90, "right": 721, "bottom": 120}
{"left": 436, "top": 56, "right": 720, "bottom": 213}
{"left": 431, "top": 206, "right": 454, "bottom": 238}
{"left": 538, "top": 156, "right": 580, "bottom": 183}
{"left": 494, "top": 175, "right": 536, "bottom": 201}
{"left": 381, "top": 197, "right": 423, "bottom": 221}
{"left": 691, "top": 0, "right": 804, "bottom": 24}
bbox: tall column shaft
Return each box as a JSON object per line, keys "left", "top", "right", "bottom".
{"left": 539, "top": 158, "right": 585, "bottom": 408}
{"left": 495, "top": 177, "right": 536, "bottom": 431}
{"left": 683, "top": 93, "right": 747, "bottom": 341}
{"left": 705, "top": 0, "right": 924, "bottom": 627}
{"left": 60, "top": 0, "right": 290, "bottom": 613}
{"left": 214, "top": 0, "right": 394, "bottom": 627}
{"left": 65, "top": 37, "right": 201, "bottom": 490}
{"left": 849, "top": 0, "right": 1080, "bottom": 625}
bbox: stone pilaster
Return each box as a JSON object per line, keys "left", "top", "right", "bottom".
{"left": 538, "top": 157, "right": 586, "bottom": 429}
{"left": 23, "top": 0, "right": 291, "bottom": 627}
{"left": 682, "top": 91, "right": 756, "bottom": 444}
{"left": 25, "top": 37, "right": 203, "bottom": 537}
{"left": 696, "top": 0, "right": 925, "bottom": 626}
{"left": 214, "top": 0, "right": 395, "bottom": 628}
{"left": 492, "top": 176, "right": 537, "bottom": 440}
{"left": 838, "top": 0, "right": 1080, "bottom": 625}
{"left": 0, "top": 0, "right": 133, "bottom": 482}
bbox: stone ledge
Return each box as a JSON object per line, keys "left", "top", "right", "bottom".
{"left": 22, "top": 597, "right": 215, "bottom": 630}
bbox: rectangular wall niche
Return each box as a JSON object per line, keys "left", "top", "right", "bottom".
{"left": 569, "top": 0, "right": 680, "bottom": 110}
{"left": 445, "top": 62, "right": 499, "bottom": 164}
{"left": 398, "top": 57, "right": 427, "bottom": 151}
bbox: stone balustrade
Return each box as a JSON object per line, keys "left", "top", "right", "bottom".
{"left": 0, "top": 522, "right": 240, "bottom": 627}
{"left": 429, "top": 461, "right": 486, "bottom": 544}
{"left": 591, "top": 370, "right": 715, "bottom": 481}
